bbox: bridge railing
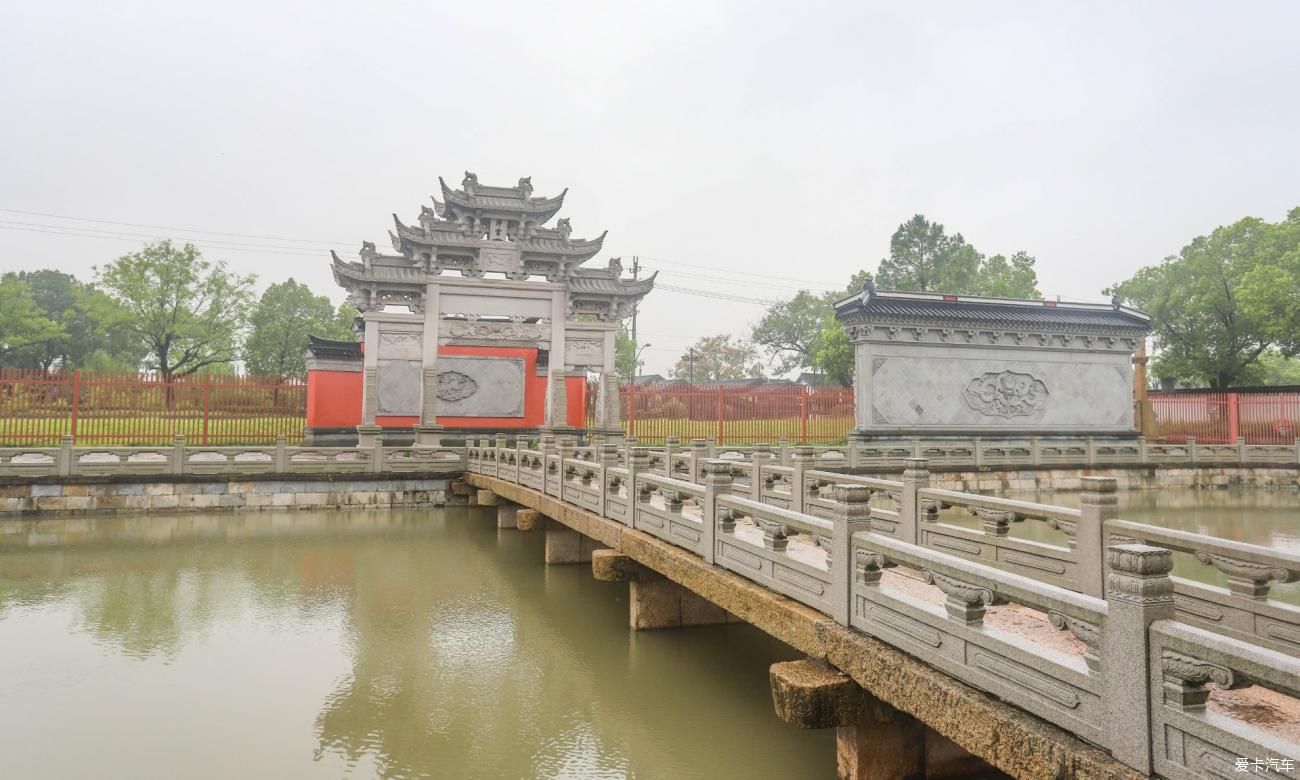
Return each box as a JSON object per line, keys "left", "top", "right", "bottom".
{"left": 2, "top": 435, "right": 465, "bottom": 478}
{"left": 465, "top": 436, "right": 1300, "bottom": 775}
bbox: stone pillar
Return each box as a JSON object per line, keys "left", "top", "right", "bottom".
{"left": 630, "top": 575, "right": 730, "bottom": 629}
{"left": 662, "top": 436, "right": 679, "bottom": 476}
{"left": 625, "top": 446, "right": 649, "bottom": 528}
{"left": 1101, "top": 543, "right": 1175, "bottom": 774}
{"left": 496, "top": 502, "right": 519, "bottom": 529}
{"left": 687, "top": 438, "right": 709, "bottom": 483}
{"left": 749, "top": 443, "right": 773, "bottom": 502}
{"left": 544, "top": 518, "right": 584, "bottom": 564}
{"left": 598, "top": 443, "right": 620, "bottom": 519}
{"left": 700, "top": 459, "right": 733, "bottom": 565}
{"left": 790, "top": 445, "right": 817, "bottom": 514}
{"left": 414, "top": 283, "right": 444, "bottom": 446}
{"left": 830, "top": 485, "right": 872, "bottom": 626}
{"left": 597, "top": 370, "right": 624, "bottom": 440}
{"left": 1078, "top": 476, "right": 1116, "bottom": 599}
{"left": 899, "top": 457, "right": 929, "bottom": 546}
{"left": 836, "top": 711, "right": 926, "bottom": 780}
{"left": 357, "top": 314, "right": 382, "bottom": 445}
{"left": 543, "top": 368, "right": 572, "bottom": 432}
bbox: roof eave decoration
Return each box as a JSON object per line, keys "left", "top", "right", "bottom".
{"left": 834, "top": 288, "right": 1151, "bottom": 332}
{"left": 438, "top": 176, "right": 567, "bottom": 221}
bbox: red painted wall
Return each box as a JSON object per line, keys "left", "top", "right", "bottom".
{"left": 305, "top": 370, "right": 365, "bottom": 428}
{"left": 305, "top": 345, "right": 583, "bottom": 430}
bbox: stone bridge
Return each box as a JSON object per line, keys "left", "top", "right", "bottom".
{"left": 464, "top": 436, "right": 1300, "bottom": 780}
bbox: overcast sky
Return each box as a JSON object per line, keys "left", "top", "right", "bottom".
{"left": 3, "top": 1, "right": 1298, "bottom": 375}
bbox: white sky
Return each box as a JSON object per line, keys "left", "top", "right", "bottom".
{"left": 2, "top": 0, "right": 1298, "bottom": 375}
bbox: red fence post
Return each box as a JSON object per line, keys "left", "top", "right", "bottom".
{"left": 717, "top": 385, "right": 725, "bottom": 445}
{"left": 70, "top": 370, "right": 81, "bottom": 443}
{"left": 628, "top": 381, "right": 636, "bottom": 438}
{"left": 202, "top": 378, "right": 211, "bottom": 447}
{"left": 800, "top": 386, "right": 809, "bottom": 444}
{"left": 1227, "top": 392, "right": 1240, "bottom": 443}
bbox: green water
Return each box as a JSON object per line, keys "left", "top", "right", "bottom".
{"left": 0, "top": 509, "right": 835, "bottom": 779}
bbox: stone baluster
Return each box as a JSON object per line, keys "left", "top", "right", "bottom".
{"left": 777, "top": 437, "right": 790, "bottom": 466}
{"left": 370, "top": 434, "right": 384, "bottom": 473}
{"left": 899, "top": 457, "right": 929, "bottom": 546}
{"left": 274, "top": 435, "right": 288, "bottom": 473}
{"left": 1137, "top": 435, "right": 1148, "bottom": 464}
{"left": 706, "top": 437, "right": 718, "bottom": 458}
{"left": 1102, "top": 544, "right": 1175, "bottom": 775}
{"left": 1078, "top": 476, "right": 1115, "bottom": 598}
{"left": 663, "top": 436, "right": 679, "bottom": 476}
{"left": 701, "top": 459, "right": 733, "bottom": 565}
{"left": 556, "top": 435, "right": 576, "bottom": 501}
{"left": 627, "top": 446, "right": 650, "bottom": 528}
{"left": 171, "top": 434, "right": 186, "bottom": 476}
{"left": 598, "top": 443, "right": 620, "bottom": 520}
{"left": 847, "top": 431, "right": 864, "bottom": 469}
{"left": 973, "top": 437, "right": 983, "bottom": 468}
{"left": 749, "top": 443, "right": 772, "bottom": 502}
{"left": 789, "top": 446, "right": 817, "bottom": 514}
{"left": 830, "top": 484, "right": 872, "bottom": 626}
{"left": 1187, "top": 436, "right": 1198, "bottom": 465}
{"left": 923, "top": 568, "right": 1001, "bottom": 625}
{"left": 1086, "top": 436, "right": 1096, "bottom": 466}
{"left": 688, "top": 438, "right": 709, "bottom": 483}
{"left": 1030, "top": 435, "right": 1041, "bottom": 466}
{"left": 491, "top": 433, "right": 505, "bottom": 478}
{"left": 56, "top": 435, "right": 74, "bottom": 477}
{"left": 539, "top": 434, "right": 555, "bottom": 491}
{"left": 1237, "top": 436, "right": 1247, "bottom": 464}
{"left": 910, "top": 437, "right": 921, "bottom": 458}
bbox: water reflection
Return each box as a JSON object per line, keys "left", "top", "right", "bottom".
{"left": 0, "top": 509, "right": 834, "bottom": 779}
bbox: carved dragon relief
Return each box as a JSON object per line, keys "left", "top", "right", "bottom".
{"left": 962, "top": 370, "right": 1049, "bottom": 418}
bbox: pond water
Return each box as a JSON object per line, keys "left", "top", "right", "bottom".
{"left": 0, "top": 508, "right": 835, "bottom": 779}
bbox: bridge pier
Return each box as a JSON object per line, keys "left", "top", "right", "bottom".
{"left": 496, "top": 502, "right": 518, "bottom": 529}
{"left": 544, "top": 518, "right": 602, "bottom": 564}
{"left": 516, "top": 508, "right": 542, "bottom": 531}
{"left": 592, "top": 549, "right": 738, "bottom": 630}
{"left": 770, "top": 660, "right": 998, "bottom": 780}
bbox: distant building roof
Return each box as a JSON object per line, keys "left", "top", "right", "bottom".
{"left": 835, "top": 287, "right": 1151, "bottom": 334}
{"left": 305, "top": 334, "right": 361, "bottom": 361}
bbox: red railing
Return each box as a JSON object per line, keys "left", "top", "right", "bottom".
{"left": 0, "top": 369, "right": 306, "bottom": 446}
{"left": 600, "top": 382, "right": 854, "bottom": 445}
{"left": 1149, "top": 390, "right": 1300, "bottom": 445}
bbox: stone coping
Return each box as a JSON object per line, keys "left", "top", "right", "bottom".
{"left": 465, "top": 472, "right": 1143, "bottom": 780}
{"left": 0, "top": 470, "right": 463, "bottom": 488}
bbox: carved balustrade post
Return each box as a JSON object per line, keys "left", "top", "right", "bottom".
{"left": 274, "top": 435, "right": 288, "bottom": 473}
{"left": 1101, "top": 543, "right": 1174, "bottom": 774}
{"left": 663, "top": 436, "right": 679, "bottom": 476}
{"left": 789, "top": 446, "right": 817, "bottom": 514}
{"left": 847, "top": 431, "right": 864, "bottom": 469}
{"left": 749, "top": 443, "right": 772, "bottom": 502}
{"left": 910, "top": 437, "right": 921, "bottom": 458}
{"left": 370, "top": 434, "right": 384, "bottom": 473}
{"left": 973, "top": 437, "right": 984, "bottom": 469}
{"left": 495, "top": 433, "right": 508, "bottom": 479}
{"left": 598, "top": 443, "right": 620, "bottom": 520}
{"left": 701, "top": 459, "right": 733, "bottom": 565}
{"left": 777, "top": 437, "right": 790, "bottom": 466}
{"left": 171, "top": 435, "right": 186, "bottom": 476}
{"left": 899, "top": 457, "right": 930, "bottom": 546}
{"left": 1030, "top": 435, "right": 1041, "bottom": 467}
{"left": 1187, "top": 436, "right": 1198, "bottom": 465}
{"left": 1137, "top": 435, "right": 1148, "bottom": 464}
{"left": 1086, "top": 435, "right": 1097, "bottom": 466}
{"left": 688, "top": 438, "right": 709, "bottom": 483}
{"left": 1078, "top": 476, "right": 1116, "bottom": 599}
{"left": 556, "top": 435, "right": 576, "bottom": 501}
{"left": 1237, "top": 436, "right": 1247, "bottom": 464}
{"left": 539, "top": 434, "right": 555, "bottom": 492}
{"left": 627, "top": 447, "right": 650, "bottom": 528}
{"left": 830, "top": 485, "right": 872, "bottom": 626}
{"left": 57, "top": 435, "right": 74, "bottom": 477}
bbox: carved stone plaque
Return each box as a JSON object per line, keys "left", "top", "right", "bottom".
{"left": 436, "top": 357, "right": 525, "bottom": 417}
{"left": 567, "top": 337, "right": 604, "bottom": 366}
{"left": 962, "top": 370, "right": 1049, "bottom": 418}
{"left": 377, "top": 359, "right": 421, "bottom": 415}
{"left": 478, "top": 245, "right": 521, "bottom": 274}
{"left": 378, "top": 331, "right": 422, "bottom": 360}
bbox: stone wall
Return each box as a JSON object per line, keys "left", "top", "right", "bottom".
{"left": 0, "top": 474, "right": 463, "bottom": 516}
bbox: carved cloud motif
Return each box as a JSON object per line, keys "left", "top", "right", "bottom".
{"left": 437, "top": 370, "right": 479, "bottom": 402}
{"left": 962, "top": 370, "right": 1049, "bottom": 418}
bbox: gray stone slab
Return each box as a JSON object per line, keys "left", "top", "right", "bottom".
{"left": 435, "top": 356, "right": 525, "bottom": 418}
{"left": 377, "top": 359, "right": 422, "bottom": 415}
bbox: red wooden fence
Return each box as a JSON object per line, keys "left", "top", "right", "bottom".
{"left": 1149, "top": 390, "right": 1300, "bottom": 445}
{"left": 593, "top": 382, "right": 855, "bottom": 445}
{"left": 0, "top": 369, "right": 306, "bottom": 446}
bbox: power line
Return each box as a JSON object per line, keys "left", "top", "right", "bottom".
{"left": 0, "top": 207, "right": 352, "bottom": 246}
{"left": 655, "top": 283, "right": 775, "bottom": 305}
{"left": 0, "top": 222, "right": 334, "bottom": 258}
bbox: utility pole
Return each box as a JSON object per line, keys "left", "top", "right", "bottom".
{"left": 688, "top": 347, "right": 695, "bottom": 385}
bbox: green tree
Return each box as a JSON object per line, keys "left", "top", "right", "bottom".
{"left": 876, "top": 215, "right": 1041, "bottom": 297}
{"left": 615, "top": 325, "right": 638, "bottom": 378}
{"left": 246, "top": 279, "right": 352, "bottom": 378}
{"left": 752, "top": 290, "right": 833, "bottom": 376}
{"left": 2, "top": 270, "right": 141, "bottom": 371}
{"left": 96, "top": 241, "right": 256, "bottom": 381}
{"left": 1109, "top": 210, "right": 1300, "bottom": 388}
{"left": 0, "top": 275, "right": 63, "bottom": 363}
{"left": 671, "top": 335, "right": 764, "bottom": 383}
